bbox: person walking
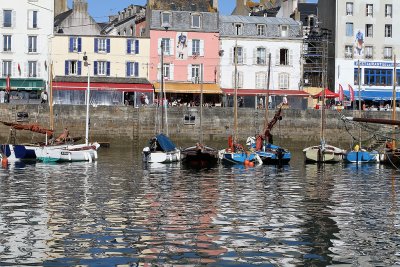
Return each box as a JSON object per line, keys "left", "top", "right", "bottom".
{"left": 40, "top": 91, "right": 48, "bottom": 104}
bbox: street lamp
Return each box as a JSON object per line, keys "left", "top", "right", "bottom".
{"left": 83, "top": 52, "right": 90, "bottom": 145}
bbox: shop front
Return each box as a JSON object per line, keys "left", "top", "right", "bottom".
{"left": 0, "top": 78, "right": 45, "bottom": 104}
{"left": 53, "top": 76, "right": 153, "bottom": 106}
{"left": 153, "top": 82, "right": 222, "bottom": 106}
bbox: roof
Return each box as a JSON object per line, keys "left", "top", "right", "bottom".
{"left": 54, "top": 76, "right": 151, "bottom": 85}
{"left": 220, "top": 15, "right": 300, "bottom": 26}
{"left": 54, "top": 9, "right": 73, "bottom": 27}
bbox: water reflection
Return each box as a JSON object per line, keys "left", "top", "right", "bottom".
{"left": 0, "top": 147, "right": 399, "bottom": 266}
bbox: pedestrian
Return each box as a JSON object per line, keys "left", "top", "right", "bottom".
{"left": 40, "top": 91, "right": 48, "bottom": 104}
{"left": 144, "top": 94, "right": 149, "bottom": 106}
{"left": 0, "top": 90, "right": 4, "bottom": 103}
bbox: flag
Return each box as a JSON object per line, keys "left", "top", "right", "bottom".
{"left": 44, "top": 61, "right": 47, "bottom": 71}
{"left": 338, "top": 84, "right": 344, "bottom": 101}
{"left": 6, "top": 75, "right": 10, "bottom": 93}
{"left": 17, "top": 63, "right": 21, "bottom": 76}
{"left": 348, "top": 84, "right": 354, "bottom": 101}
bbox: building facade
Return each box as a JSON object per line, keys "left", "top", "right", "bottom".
{"left": 320, "top": 0, "right": 400, "bottom": 102}
{"left": 0, "top": 0, "right": 54, "bottom": 103}
{"left": 148, "top": 9, "right": 221, "bottom": 105}
{"left": 50, "top": 35, "right": 151, "bottom": 106}
{"left": 219, "top": 16, "right": 307, "bottom": 108}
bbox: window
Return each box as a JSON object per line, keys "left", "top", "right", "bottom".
{"left": 126, "top": 62, "right": 139, "bottom": 77}
{"left": 2, "top": 60, "right": 12, "bottom": 76}
{"left": 163, "top": 63, "right": 171, "bottom": 80}
{"left": 385, "top": 4, "right": 392, "bottom": 18}
{"left": 346, "top": 2, "right": 353, "bottom": 15}
{"left": 161, "top": 38, "right": 170, "bottom": 55}
{"left": 161, "top": 12, "right": 171, "bottom": 28}
{"left": 279, "top": 48, "right": 289, "bottom": 65}
{"left": 28, "top": 61, "right": 37, "bottom": 77}
{"left": 255, "top": 72, "right": 267, "bottom": 89}
{"left": 191, "top": 14, "right": 201, "bottom": 28}
{"left": 354, "top": 68, "right": 360, "bottom": 85}
{"left": 345, "top": 45, "right": 353, "bottom": 58}
{"left": 257, "top": 24, "right": 265, "bottom": 36}
{"left": 364, "top": 68, "right": 393, "bottom": 86}
{"left": 365, "top": 24, "right": 373, "bottom": 37}
{"left": 94, "top": 38, "right": 110, "bottom": 53}
{"left": 233, "top": 46, "right": 243, "bottom": 64}
{"left": 192, "top": 39, "right": 200, "bottom": 55}
{"left": 28, "top": 10, "right": 38, "bottom": 28}
{"left": 346, "top": 22, "right": 353, "bottom": 37}
{"left": 66, "top": 60, "right": 81, "bottom": 75}
{"left": 384, "top": 47, "right": 392, "bottom": 60}
{"left": 97, "top": 61, "right": 108, "bottom": 75}
{"left": 256, "top": 47, "right": 266, "bottom": 65}
{"left": 385, "top": 24, "right": 392, "bottom": 38}
{"left": 234, "top": 23, "right": 243, "bottom": 35}
{"left": 278, "top": 73, "right": 289, "bottom": 89}
{"left": 3, "top": 10, "right": 12, "bottom": 27}
{"left": 3, "top": 35, "right": 11, "bottom": 52}
{"left": 281, "top": 25, "right": 288, "bottom": 37}
{"left": 365, "top": 46, "right": 373, "bottom": 59}
{"left": 28, "top": 36, "right": 37, "bottom": 53}
{"left": 232, "top": 71, "right": 243, "bottom": 88}
{"left": 98, "top": 38, "right": 107, "bottom": 52}
{"left": 69, "top": 37, "right": 81, "bottom": 52}
{"left": 127, "top": 39, "right": 139, "bottom": 54}
{"left": 191, "top": 64, "right": 201, "bottom": 82}
{"left": 366, "top": 4, "right": 373, "bottom": 17}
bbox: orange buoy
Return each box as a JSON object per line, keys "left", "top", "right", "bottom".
{"left": 244, "top": 160, "right": 250, "bottom": 166}
{"left": 2, "top": 157, "right": 8, "bottom": 168}
{"left": 249, "top": 162, "right": 255, "bottom": 167}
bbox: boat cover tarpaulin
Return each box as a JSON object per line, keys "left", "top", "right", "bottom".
{"left": 156, "top": 134, "right": 177, "bottom": 152}
{"left": 0, "top": 121, "right": 54, "bottom": 137}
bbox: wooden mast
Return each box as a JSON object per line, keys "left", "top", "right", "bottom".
{"left": 358, "top": 59, "right": 362, "bottom": 148}
{"left": 264, "top": 53, "right": 271, "bottom": 132}
{"left": 392, "top": 54, "right": 397, "bottom": 149}
{"left": 49, "top": 62, "right": 54, "bottom": 131}
{"left": 200, "top": 63, "right": 204, "bottom": 144}
{"left": 234, "top": 41, "right": 238, "bottom": 143}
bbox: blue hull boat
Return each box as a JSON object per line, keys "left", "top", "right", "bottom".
{"left": 344, "top": 150, "right": 379, "bottom": 163}
{"left": 256, "top": 143, "right": 291, "bottom": 165}
{"left": 220, "top": 150, "right": 261, "bottom": 165}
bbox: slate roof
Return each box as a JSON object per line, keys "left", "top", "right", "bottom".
{"left": 54, "top": 9, "right": 73, "bottom": 27}
{"left": 220, "top": 15, "right": 300, "bottom": 26}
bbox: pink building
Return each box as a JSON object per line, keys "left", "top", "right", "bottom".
{"left": 147, "top": 7, "right": 221, "bottom": 106}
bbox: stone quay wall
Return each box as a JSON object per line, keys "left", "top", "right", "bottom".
{"left": 0, "top": 104, "right": 393, "bottom": 149}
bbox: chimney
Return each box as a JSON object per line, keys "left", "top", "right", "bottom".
{"left": 73, "top": 0, "right": 88, "bottom": 13}
{"left": 54, "top": 0, "right": 68, "bottom": 17}
{"left": 212, "top": 0, "right": 218, "bottom": 11}
{"left": 147, "top": 0, "right": 156, "bottom": 9}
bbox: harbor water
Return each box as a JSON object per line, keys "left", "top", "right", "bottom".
{"left": 0, "top": 146, "right": 399, "bottom": 266}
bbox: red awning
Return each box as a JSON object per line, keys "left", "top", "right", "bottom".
{"left": 221, "top": 88, "right": 310, "bottom": 97}
{"left": 52, "top": 81, "right": 153, "bottom": 93}
{"left": 313, "top": 88, "right": 339, "bottom": 98}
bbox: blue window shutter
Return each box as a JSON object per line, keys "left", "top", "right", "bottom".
{"left": 78, "top": 38, "right": 82, "bottom": 52}
{"left": 127, "top": 39, "right": 131, "bottom": 54}
{"left": 65, "top": 60, "right": 69, "bottom": 75}
{"left": 134, "top": 62, "right": 139, "bottom": 77}
{"left": 106, "top": 61, "right": 110, "bottom": 76}
{"left": 69, "top": 37, "right": 73, "bottom": 52}
{"left": 135, "top": 40, "right": 139, "bottom": 54}
{"left": 106, "top": 38, "right": 111, "bottom": 53}
{"left": 77, "top": 61, "right": 82, "bottom": 75}
{"left": 94, "top": 61, "right": 98, "bottom": 75}
{"left": 94, "top": 38, "right": 98, "bottom": 53}
{"left": 127, "top": 62, "right": 130, "bottom": 76}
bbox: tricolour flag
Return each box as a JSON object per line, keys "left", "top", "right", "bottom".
{"left": 338, "top": 84, "right": 344, "bottom": 101}
{"left": 348, "top": 84, "right": 355, "bottom": 101}
{"left": 6, "top": 75, "right": 10, "bottom": 93}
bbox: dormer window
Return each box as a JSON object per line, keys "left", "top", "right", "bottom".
{"left": 191, "top": 14, "right": 201, "bottom": 28}
{"left": 161, "top": 12, "right": 171, "bottom": 28}
{"left": 281, "top": 25, "right": 288, "bottom": 37}
{"left": 257, "top": 24, "right": 265, "bottom": 36}
{"left": 234, "top": 23, "right": 243, "bottom": 35}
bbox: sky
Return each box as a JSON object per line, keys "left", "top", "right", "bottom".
{"left": 67, "top": 0, "right": 318, "bottom": 23}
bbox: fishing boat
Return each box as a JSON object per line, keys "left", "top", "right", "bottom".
{"left": 142, "top": 40, "right": 180, "bottom": 164}
{"left": 220, "top": 42, "right": 261, "bottom": 166}
{"left": 181, "top": 63, "right": 218, "bottom": 167}
{"left": 303, "top": 85, "right": 345, "bottom": 162}
{"left": 344, "top": 60, "right": 379, "bottom": 164}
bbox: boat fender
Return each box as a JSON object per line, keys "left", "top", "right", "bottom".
{"left": 2, "top": 156, "right": 8, "bottom": 168}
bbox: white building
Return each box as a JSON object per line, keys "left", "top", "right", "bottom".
{"left": 219, "top": 16, "right": 307, "bottom": 108}
{"left": 319, "top": 0, "right": 400, "bottom": 102}
{"left": 0, "top": 0, "right": 54, "bottom": 102}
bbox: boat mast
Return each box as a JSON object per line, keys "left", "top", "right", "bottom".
{"left": 85, "top": 57, "right": 90, "bottom": 146}
{"left": 49, "top": 62, "right": 54, "bottom": 131}
{"left": 160, "top": 40, "right": 165, "bottom": 133}
{"left": 234, "top": 41, "right": 238, "bottom": 143}
{"left": 200, "top": 63, "right": 204, "bottom": 144}
{"left": 321, "top": 38, "right": 327, "bottom": 144}
{"left": 264, "top": 53, "right": 271, "bottom": 131}
{"left": 358, "top": 59, "right": 361, "bottom": 148}
{"left": 392, "top": 54, "right": 397, "bottom": 149}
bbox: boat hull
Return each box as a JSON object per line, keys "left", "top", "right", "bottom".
{"left": 219, "top": 149, "right": 262, "bottom": 165}
{"left": 344, "top": 150, "right": 379, "bottom": 163}
{"left": 33, "top": 144, "right": 99, "bottom": 162}
{"left": 256, "top": 150, "right": 291, "bottom": 165}
{"left": 143, "top": 149, "right": 181, "bottom": 163}
{"left": 181, "top": 145, "right": 218, "bottom": 167}
{"left": 303, "top": 145, "right": 344, "bottom": 163}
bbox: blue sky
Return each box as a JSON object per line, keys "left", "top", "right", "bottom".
{"left": 67, "top": 0, "right": 317, "bottom": 22}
